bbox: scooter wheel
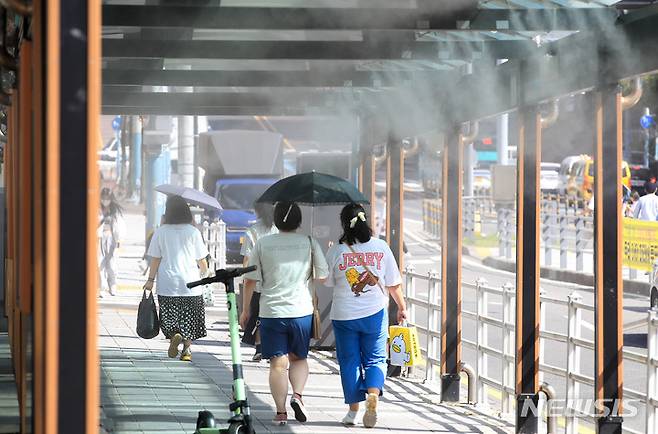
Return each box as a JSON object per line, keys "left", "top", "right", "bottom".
{"left": 228, "top": 422, "right": 253, "bottom": 434}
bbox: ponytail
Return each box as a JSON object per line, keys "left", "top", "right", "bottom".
{"left": 338, "top": 203, "right": 372, "bottom": 245}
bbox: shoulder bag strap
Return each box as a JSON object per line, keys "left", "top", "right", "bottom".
{"left": 346, "top": 243, "right": 386, "bottom": 295}
{"left": 308, "top": 236, "right": 318, "bottom": 307}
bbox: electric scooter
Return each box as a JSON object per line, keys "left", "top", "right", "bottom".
{"left": 187, "top": 265, "right": 258, "bottom": 434}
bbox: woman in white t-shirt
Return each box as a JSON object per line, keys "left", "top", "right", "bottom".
{"left": 241, "top": 201, "right": 328, "bottom": 426}
{"left": 324, "top": 203, "right": 407, "bottom": 428}
{"left": 144, "top": 195, "right": 209, "bottom": 362}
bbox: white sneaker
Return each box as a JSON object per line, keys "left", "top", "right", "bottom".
{"left": 363, "top": 393, "right": 378, "bottom": 428}
{"left": 341, "top": 410, "right": 358, "bottom": 426}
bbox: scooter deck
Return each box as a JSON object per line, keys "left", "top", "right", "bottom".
{"left": 196, "top": 429, "right": 228, "bottom": 434}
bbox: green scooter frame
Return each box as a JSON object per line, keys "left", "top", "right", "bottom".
{"left": 187, "top": 266, "right": 257, "bottom": 434}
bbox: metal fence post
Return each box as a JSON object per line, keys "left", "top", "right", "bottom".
{"left": 647, "top": 309, "right": 658, "bottom": 434}
{"left": 565, "top": 292, "right": 582, "bottom": 434}
{"left": 427, "top": 270, "right": 441, "bottom": 383}
{"left": 542, "top": 206, "right": 552, "bottom": 268}
{"left": 539, "top": 289, "right": 546, "bottom": 384}
{"left": 575, "top": 217, "right": 584, "bottom": 272}
{"left": 218, "top": 219, "right": 227, "bottom": 269}
{"left": 502, "top": 282, "right": 515, "bottom": 415}
{"left": 505, "top": 208, "right": 513, "bottom": 260}
{"left": 498, "top": 206, "right": 506, "bottom": 258}
{"left": 405, "top": 265, "right": 417, "bottom": 326}
{"left": 560, "top": 213, "right": 568, "bottom": 270}
{"left": 476, "top": 278, "right": 488, "bottom": 405}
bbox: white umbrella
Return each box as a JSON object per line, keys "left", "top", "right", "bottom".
{"left": 154, "top": 184, "right": 222, "bottom": 211}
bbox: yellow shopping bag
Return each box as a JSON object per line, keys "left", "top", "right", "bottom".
{"left": 388, "top": 323, "right": 422, "bottom": 367}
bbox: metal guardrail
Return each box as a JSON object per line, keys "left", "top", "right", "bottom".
{"left": 403, "top": 266, "right": 657, "bottom": 434}
{"left": 201, "top": 220, "right": 227, "bottom": 270}
{"left": 422, "top": 193, "right": 645, "bottom": 278}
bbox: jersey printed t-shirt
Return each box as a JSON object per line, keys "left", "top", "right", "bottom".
{"left": 325, "top": 237, "right": 402, "bottom": 321}
{"left": 245, "top": 232, "right": 329, "bottom": 319}
{"left": 147, "top": 224, "right": 209, "bottom": 297}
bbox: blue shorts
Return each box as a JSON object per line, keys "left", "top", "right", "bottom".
{"left": 259, "top": 315, "right": 313, "bottom": 360}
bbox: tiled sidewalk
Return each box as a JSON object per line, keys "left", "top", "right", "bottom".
{"left": 98, "top": 206, "right": 513, "bottom": 433}
{"left": 98, "top": 299, "right": 513, "bottom": 434}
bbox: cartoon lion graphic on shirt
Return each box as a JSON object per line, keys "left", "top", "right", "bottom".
{"left": 345, "top": 268, "right": 379, "bottom": 297}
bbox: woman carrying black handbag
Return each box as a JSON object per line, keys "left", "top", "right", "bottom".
{"left": 142, "top": 196, "right": 210, "bottom": 361}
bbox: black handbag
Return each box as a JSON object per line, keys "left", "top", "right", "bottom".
{"left": 241, "top": 291, "right": 261, "bottom": 346}
{"left": 136, "top": 290, "right": 160, "bottom": 339}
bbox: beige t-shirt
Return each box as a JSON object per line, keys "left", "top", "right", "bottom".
{"left": 245, "top": 232, "right": 329, "bottom": 318}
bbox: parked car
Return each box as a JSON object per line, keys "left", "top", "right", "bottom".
{"left": 567, "top": 156, "right": 590, "bottom": 202}
{"left": 558, "top": 155, "right": 583, "bottom": 196}
{"left": 540, "top": 162, "right": 560, "bottom": 194}
{"left": 629, "top": 164, "right": 652, "bottom": 195}
{"left": 582, "top": 159, "right": 631, "bottom": 202}
{"left": 98, "top": 137, "right": 121, "bottom": 181}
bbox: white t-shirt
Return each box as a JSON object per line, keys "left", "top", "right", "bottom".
{"left": 245, "top": 232, "right": 329, "bottom": 319}
{"left": 324, "top": 237, "right": 402, "bottom": 321}
{"left": 147, "top": 224, "right": 209, "bottom": 297}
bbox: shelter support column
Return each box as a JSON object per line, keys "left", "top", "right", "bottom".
{"left": 386, "top": 135, "right": 404, "bottom": 323}
{"left": 178, "top": 115, "right": 195, "bottom": 188}
{"left": 515, "top": 108, "right": 541, "bottom": 433}
{"left": 440, "top": 126, "right": 462, "bottom": 402}
{"left": 129, "top": 115, "right": 142, "bottom": 199}
{"left": 358, "top": 115, "right": 376, "bottom": 219}
{"left": 43, "top": 0, "right": 102, "bottom": 431}
{"left": 143, "top": 116, "right": 172, "bottom": 235}
{"left": 359, "top": 154, "right": 375, "bottom": 213}
{"left": 593, "top": 87, "right": 624, "bottom": 434}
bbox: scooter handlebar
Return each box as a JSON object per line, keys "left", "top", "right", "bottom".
{"left": 186, "top": 265, "right": 258, "bottom": 288}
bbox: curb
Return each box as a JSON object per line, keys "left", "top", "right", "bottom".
{"left": 482, "top": 256, "right": 648, "bottom": 297}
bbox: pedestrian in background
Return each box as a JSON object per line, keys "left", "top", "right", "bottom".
{"left": 634, "top": 181, "right": 658, "bottom": 220}
{"left": 240, "top": 201, "right": 278, "bottom": 361}
{"left": 241, "top": 201, "right": 328, "bottom": 426}
{"left": 324, "top": 203, "right": 407, "bottom": 428}
{"left": 144, "top": 195, "right": 209, "bottom": 361}
{"left": 625, "top": 191, "right": 641, "bottom": 217}
{"left": 98, "top": 187, "right": 125, "bottom": 297}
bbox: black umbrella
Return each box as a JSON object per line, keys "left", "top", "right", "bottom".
{"left": 256, "top": 172, "right": 369, "bottom": 205}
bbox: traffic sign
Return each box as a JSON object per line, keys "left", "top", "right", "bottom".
{"left": 112, "top": 116, "right": 122, "bottom": 131}
{"left": 641, "top": 113, "right": 655, "bottom": 129}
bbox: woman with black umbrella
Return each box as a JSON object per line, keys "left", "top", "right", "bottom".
{"left": 240, "top": 201, "right": 328, "bottom": 426}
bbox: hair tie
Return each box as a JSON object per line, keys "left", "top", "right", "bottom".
{"left": 349, "top": 211, "right": 366, "bottom": 228}
{"left": 283, "top": 204, "right": 294, "bottom": 222}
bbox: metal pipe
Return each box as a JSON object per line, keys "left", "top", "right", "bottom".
{"left": 539, "top": 382, "right": 557, "bottom": 434}
{"left": 622, "top": 77, "right": 643, "bottom": 111}
{"left": 460, "top": 362, "right": 477, "bottom": 404}
{"left": 0, "top": 0, "right": 32, "bottom": 16}
{"left": 461, "top": 121, "right": 479, "bottom": 144}
{"left": 540, "top": 100, "right": 559, "bottom": 128}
